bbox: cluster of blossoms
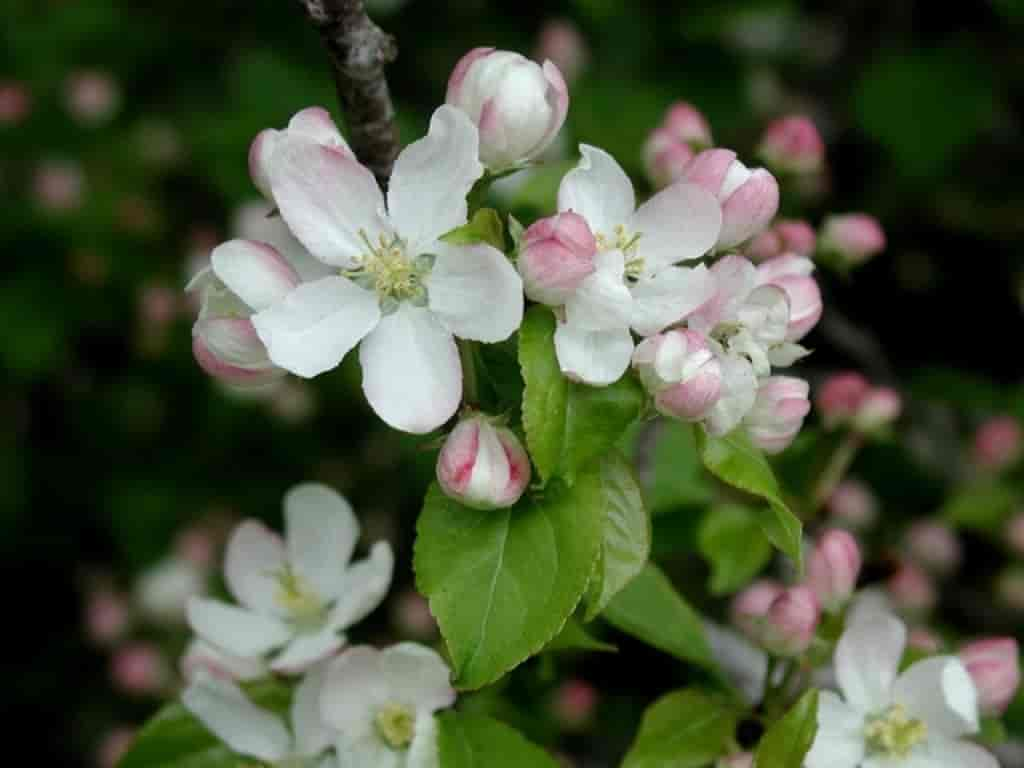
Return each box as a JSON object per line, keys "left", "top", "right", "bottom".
{"left": 816, "top": 371, "right": 902, "bottom": 435}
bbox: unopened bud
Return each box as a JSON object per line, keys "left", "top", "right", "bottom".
{"left": 972, "top": 416, "right": 1022, "bottom": 472}
{"left": 852, "top": 387, "right": 901, "bottom": 433}
{"left": 551, "top": 679, "right": 598, "bottom": 730}
{"left": 437, "top": 414, "right": 532, "bottom": 510}
{"left": 110, "top": 642, "right": 171, "bottom": 696}
{"left": 731, "top": 580, "right": 783, "bottom": 642}
{"left": 887, "top": 561, "right": 936, "bottom": 616}
{"left": 85, "top": 588, "right": 131, "bottom": 646}
{"left": 535, "top": 19, "right": 589, "bottom": 84}
{"left": 762, "top": 586, "right": 820, "bottom": 656}
{"left": 518, "top": 212, "right": 596, "bottom": 305}
{"left": 959, "top": 638, "right": 1021, "bottom": 716}
{"left": 905, "top": 520, "right": 961, "bottom": 575}
{"left": 744, "top": 376, "right": 811, "bottom": 455}
{"left": 820, "top": 214, "right": 885, "bottom": 268}
{"left": 632, "top": 329, "right": 722, "bottom": 422}
{"left": 815, "top": 372, "right": 870, "bottom": 429}
{"left": 64, "top": 69, "right": 120, "bottom": 124}
{"left": 908, "top": 627, "right": 943, "bottom": 654}
{"left": 827, "top": 480, "right": 878, "bottom": 529}
{"left": 807, "top": 529, "right": 861, "bottom": 612}
{"left": 758, "top": 115, "right": 825, "bottom": 175}
{"left": 644, "top": 127, "right": 695, "bottom": 188}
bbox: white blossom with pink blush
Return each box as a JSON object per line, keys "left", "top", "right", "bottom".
{"left": 33, "top": 160, "right": 84, "bottom": 212}
{"left": 446, "top": 48, "right": 568, "bottom": 170}
{"left": 258, "top": 105, "right": 523, "bottom": 433}
{"left": 552, "top": 144, "right": 721, "bottom": 385}
{"left": 632, "top": 329, "right": 722, "bottom": 422}
{"left": 743, "top": 376, "right": 811, "bottom": 454}
{"left": 436, "top": 414, "right": 531, "bottom": 510}
{"left": 756, "top": 254, "right": 822, "bottom": 342}
{"left": 180, "top": 638, "right": 267, "bottom": 684}
{"left": 959, "top": 638, "right": 1021, "bottom": 717}
{"left": 187, "top": 484, "right": 393, "bottom": 675}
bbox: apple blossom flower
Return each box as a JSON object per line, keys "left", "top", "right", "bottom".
{"left": 806, "top": 612, "right": 995, "bottom": 768}
{"left": 188, "top": 484, "right": 393, "bottom": 675}
{"left": 258, "top": 105, "right": 523, "bottom": 432}
{"left": 820, "top": 213, "right": 886, "bottom": 268}
{"left": 64, "top": 70, "right": 120, "bottom": 124}
{"left": 743, "top": 376, "right": 811, "bottom": 454}
{"left": 906, "top": 520, "right": 961, "bottom": 575}
{"left": 184, "top": 666, "right": 337, "bottom": 767}
{"left": 852, "top": 386, "right": 902, "bottom": 433}
{"left": 135, "top": 554, "right": 207, "bottom": 626}
{"left": 757, "top": 115, "right": 825, "bottom": 175}
{"left": 761, "top": 585, "right": 819, "bottom": 656}
{"left": 0, "top": 80, "right": 31, "bottom": 124}
{"left": 111, "top": 642, "right": 172, "bottom": 696}
{"left": 887, "top": 560, "right": 937, "bottom": 616}
{"left": 959, "top": 638, "right": 1021, "bottom": 716}
{"left": 828, "top": 479, "right": 879, "bottom": 529}
{"left": 972, "top": 416, "right": 1022, "bottom": 472}
{"left": 816, "top": 372, "right": 870, "bottom": 429}
{"left": 446, "top": 48, "right": 568, "bottom": 169}
{"left": 807, "top": 529, "right": 862, "bottom": 612}
{"left": 756, "top": 254, "right": 822, "bottom": 341}
{"left": 705, "top": 348, "right": 760, "bottom": 437}
{"left": 536, "top": 19, "right": 589, "bottom": 84}
{"left": 180, "top": 638, "right": 267, "bottom": 684}
{"left": 632, "top": 329, "right": 722, "bottom": 422}
{"left": 518, "top": 211, "right": 596, "bottom": 305}
{"left": 745, "top": 219, "right": 816, "bottom": 261}
{"left": 683, "top": 148, "right": 779, "bottom": 249}
{"left": 320, "top": 643, "right": 455, "bottom": 767}
{"left": 436, "top": 413, "right": 531, "bottom": 510}
{"left": 551, "top": 144, "right": 721, "bottom": 385}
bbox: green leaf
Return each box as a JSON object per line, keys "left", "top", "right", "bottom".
{"left": 414, "top": 471, "right": 606, "bottom": 690}
{"left": 696, "top": 429, "right": 803, "bottom": 571}
{"left": 942, "top": 482, "right": 1017, "bottom": 532}
{"left": 583, "top": 452, "right": 650, "bottom": 620}
{"left": 648, "top": 421, "right": 713, "bottom": 514}
{"left": 546, "top": 617, "right": 617, "bottom": 654}
{"left": 698, "top": 504, "right": 773, "bottom": 595}
{"left": 437, "top": 711, "right": 559, "bottom": 768}
{"left": 755, "top": 689, "right": 819, "bottom": 768}
{"left": 441, "top": 208, "right": 507, "bottom": 251}
{"left": 519, "top": 306, "right": 645, "bottom": 485}
{"left": 622, "top": 688, "right": 738, "bottom": 768}
{"left": 117, "top": 680, "right": 290, "bottom": 768}
{"left": 602, "top": 563, "right": 715, "bottom": 672}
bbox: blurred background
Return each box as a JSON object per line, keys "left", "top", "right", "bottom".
{"left": 4, "top": 0, "right": 1023, "bottom": 765}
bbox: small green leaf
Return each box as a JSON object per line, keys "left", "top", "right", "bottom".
{"left": 441, "top": 208, "right": 506, "bottom": 251}
{"left": 623, "top": 688, "right": 738, "bottom": 768}
{"left": 696, "top": 429, "right": 803, "bottom": 571}
{"left": 437, "top": 711, "right": 560, "bottom": 768}
{"left": 698, "top": 504, "right": 773, "bottom": 595}
{"left": 546, "top": 616, "right": 617, "bottom": 654}
{"left": 508, "top": 214, "right": 526, "bottom": 252}
{"left": 647, "top": 421, "right": 713, "bottom": 514}
{"left": 755, "top": 689, "right": 819, "bottom": 768}
{"left": 602, "top": 563, "right": 715, "bottom": 672}
{"left": 942, "top": 482, "right": 1017, "bottom": 532}
{"left": 519, "top": 306, "right": 645, "bottom": 485}
{"left": 414, "top": 470, "right": 606, "bottom": 690}
{"left": 583, "top": 451, "right": 650, "bottom": 620}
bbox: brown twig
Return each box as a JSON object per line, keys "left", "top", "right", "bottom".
{"left": 295, "top": 0, "right": 400, "bottom": 186}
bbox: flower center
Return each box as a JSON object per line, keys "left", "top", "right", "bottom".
{"left": 374, "top": 702, "right": 416, "bottom": 750}
{"left": 595, "top": 223, "right": 644, "bottom": 278}
{"left": 864, "top": 704, "right": 928, "bottom": 759}
{"left": 347, "top": 230, "right": 433, "bottom": 314}
{"left": 273, "top": 567, "right": 326, "bottom": 630}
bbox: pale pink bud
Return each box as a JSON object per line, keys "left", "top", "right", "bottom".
{"left": 644, "top": 127, "right": 695, "bottom": 188}
{"left": 110, "top": 642, "right": 171, "bottom": 696}
{"left": 97, "top": 728, "right": 135, "bottom": 768}
{"left": 816, "top": 372, "right": 870, "bottom": 429}
{"left": 807, "top": 529, "right": 861, "bottom": 611}
{"left": 718, "top": 753, "right": 754, "bottom": 768}
{"left": 745, "top": 229, "right": 785, "bottom": 262}
{"left": 65, "top": 70, "right": 120, "bottom": 124}
{"left": 820, "top": 214, "right": 885, "bottom": 267}
{"left": 683, "top": 148, "right": 779, "bottom": 249}
{"left": 536, "top": 19, "right": 589, "bottom": 84}
{"left": 758, "top": 115, "right": 825, "bottom": 175}
{"left": 551, "top": 679, "right": 598, "bottom": 730}
{"left": 827, "top": 480, "right": 878, "bottom": 529}
{"left": 775, "top": 220, "right": 816, "bottom": 255}
{"left": 390, "top": 589, "right": 438, "bottom": 640}
{"left": 973, "top": 416, "right": 1022, "bottom": 472}
{"left": 85, "top": 588, "right": 130, "bottom": 646}
{"left": 663, "top": 101, "right": 713, "bottom": 148}
{"left": 447, "top": 48, "right": 569, "bottom": 169}
{"left": 905, "top": 520, "right": 961, "bottom": 575}
{"left": 852, "top": 387, "right": 902, "bottom": 433}
{"left": 907, "top": 627, "right": 943, "bottom": 653}
{"left": 757, "top": 255, "right": 821, "bottom": 341}
{"left": 437, "top": 414, "right": 532, "bottom": 510}
{"left": 33, "top": 160, "right": 84, "bottom": 212}
{"left": 744, "top": 376, "right": 811, "bottom": 455}
{"left": 959, "top": 638, "right": 1021, "bottom": 716}
{"left": 763, "top": 585, "right": 820, "bottom": 656}
{"left": 519, "top": 212, "right": 597, "bottom": 305}
{"left": 0, "top": 80, "right": 31, "bottom": 124}
{"left": 1006, "top": 513, "right": 1024, "bottom": 558}
{"left": 632, "top": 329, "right": 722, "bottom": 422}
{"left": 192, "top": 318, "right": 283, "bottom": 389}
{"left": 731, "top": 579, "right": 784, "bottom": 641}
{"left": 887, "top": 561, "right": 936, "bottom": 615}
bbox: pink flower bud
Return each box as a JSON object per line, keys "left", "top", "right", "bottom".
{"left": 815, "top": 372, "right": 870, "bottom": 429}
{"left": 827, "top": 480, "right": 878, "bottom": 529}
{"left": 632, "top": 329, "right": 722, "bottom": 422}
{"left": 905, "top": 520, "right": 961, "bottom": 575}
{"left": 85, "top": 588, "right": 131, "bottom": 646}
{"left": 447, "top": 48, "right": 569, "bottom": 169}
{"left": 33, "top": 160, "right": 84, "bottom": 212}
{"left": 683, "top": 148, "right": 779, "bottom": 249}
{"left": 437, "top": 414, "right": 532, "bottom": 510}
{"left": 663, "top": 101, "right": 713, "bottom": 148}
{"left": 820, "top": 214, "right": 885, "bottom": 267}
{"left": 1006, "top": 513, "right": 1024, "bottom": 558}
{"left": 110, "top": 642, "right": 171, "bottom": 696}
{"left": 718, "top": 753, "right": 754, "bottom": 768}
{"left": 644, "top": 127, "right": 695, "bottom": 188}
{"left": 519, "top": 212, "right": 597, "bottom": 305}
{"left": 551, "top": 679, "right": 598, "bottom": 730}
{"left": 732, "top": 579, "right": 784, "bottom": 641}
{"left": 390, "top": 588, "right": 438, "bottom": 640}
{"left": 758, "top": 115, "right": 825, "bottom": 175}
{"left": 763, "top": 586, "right": 820, "bottom": 656}
{"left": 756, "top": 255, "right": 822, "bottom": 341}
{"left": 807, "top": 529, "right": 862, "bottom": 612}
{"left": 192, "top": 318, "right": 283, "bottom": 389}
{"left": 908, "top": 627, "right": 943, "bottom": 653}
{"left": 745, "top": 229, "right": 784, "bottom": 262}
{"left": 887, "top": 561, "right": 936, "bottom": 616}
{"left": 852, "top": 387, "right": 902, "bottom": 433}
{"left": 536, "top": 19, "right": 589, "bottom": 84}
{"left": 746, "top": 220, "right": 816, "bottom": 262}
{"left": 744, "top": 376, "right": 811, "bottom": 455}
{"left": 97, "top": 728, "right": 135, "bottom": 768}
{"left": 959, "top": 638, "right": 1021, "bottom": 716}
{"left": 973, "top": 416, "right": 1022, "bottom": 472}
{"left": 64, "top": 70, "right": 120, "bottom": 124}
{"left": 0, "top": 80, "right": 31, "bottom": 124}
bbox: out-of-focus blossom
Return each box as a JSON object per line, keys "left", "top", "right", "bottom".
{"left": 807, "top": 529, "right": 862, "bottom": 612}
{"left": 758, "top": 115, "right": 825, "bottom": 175}
{"left": 908, "top": 627, "right": 943, "bottom": 654}
{"left": 819, "top": 213, "right": 885, "bottom": 268}
{"left": 972, "top": 416, "right": 1022, "bottom": 472}
{"left": 436, "top": 414, "right": 531, "bottom": 510}
{"left": 744, "top": 376, "right": 811, "bottom": 455}
{"left": 390, "top": 589, "right": 437, "bottom": 640}
{"left": 745, "top": 219, "right": 816, "bottom": 261}
{"left": 268, "top": 379, "right": 317, "bottom": 425}
{"left": 0, "top": 80, "right": 31, "bottom": 124}
{"left": 816, "top": 372, "right": 870, "bottom": 429}
{"left": 1007, "top": 513, "right": 1024, "bottom": 558}
{"left": 762, "top": 585, "right": 819, "bottom": 656}
{"left": 632, "top": 329, "right": 722, "bottom": 422}
{"left": 64, "top": 70, "right": 121, "bottom": 124}
{"left": 551, "top": 679, "right": 598, "bottom": 730}
{"left": 852, "top": 387, "right": 902, "bottom": 433}
{"left": 139, "top": 282, "right": 180, "bottom": 331}
{"left": 33, "top": 160, "right": 84, "bottom": 212}
{"left": 644, "top": 102, "right": 713, "bottom": 188}
{"left": 756, "top": 254, "right": 822, "bottom": 342}
{"left": 887, "top": 560, "right": 937, "bottom": 616}
{"left": 536, "top": 18, "right": 589, "bottom": 83}
{"left": 85, "top": 587, "right": 131, "bottom": 646}
{"left": 959, "top": 638, "right": 1021, "bottom": 717}
{"left": 828, "top": 480, "right": 879, "bottom": 530}
{"left": 135, "top": 555, "right": 207, "bottom": 626}
{"left": 96, "top": 728, "right": 135, "bottom": 768}
{"left": 518, "top": 211, "right": 596, "bottom": 305}
{"left": 135, "top": 119, "right": 183, "bottom": 168}
{"left": 175, "top": 524, "right": 219, "bottom": 571}
{"left": 110, "top": 642, "right": 171, "bottom": 696}
{"left": 180, "top": 638, "right": 267, "bottom": 684}
{"left": 905, "top": 520, "right": 962, "bottom": 576}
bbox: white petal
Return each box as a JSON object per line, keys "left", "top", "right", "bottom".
{"left": 554, "top": 321, "right": 634, "bottom": 386}
{"left": 407, "top": 714, "right": 441, "bottom": 768}
{"left": 359, "top": 305, "right": 461, "bottom": 433}
{"left": 380, "top": 644, "right": 455, "bottom": 714}
{"left": 916, "top": 739, "right": 999, "bottom": 768}
{"left": 704, "top": 352, "right": 757, "bottom": 436}
{"left": 327, "top": 541, "right": 395, "bottom": 631}
{"left": 182, "top": 673, "right": 291, "bottom": 762}
{"left": 232, "top": 202, "right": 335, "bottom": 283}
{"left": 269, "top": 137, "right": 389, "bottom": 269}
{"left": 629, "top": 264, "right": 715, "bottom": 337}
{"left": 252, "top": 276, "right": 381, "bottom": 379}
{"left": 557, "top": 144, "right": 635, "bottom": 236}
{"left": 271, "top": 627, "right": 345, "bottom": 676}
{"left": 291, "top": 662, "right": 338, "bottom": 757}
{"left": 335, "top": 737, "right": 401, "bottom": 768}
{"left": 564, "top": 249, "right": 633, "bottom": 331}
{"left": 287, "top": 107, "right": 351, "bottom": 153}
{"left": 893, "top": 657, "right": 979, "bottom": 739}
{"left": 187, "top": 597, "right": 292, "bottom": 658}
{"left": 629, "top": 181, "right": 722, "bottom": 271}
{"left": 804, "top": 691, "right": 866, "bottom": 768}
{"left": 767, "top": 342, "right": 811, "bottom": 368}
{"left": 836, "top": 612, "right": 906, "bottom": 713}
{"left": 741, "top": 284, "right": 790, "bottom": 347}
{"left": 321, "top": 646, "right": 391, "bottom": 733}
{"left": 284, "top": 483, "right": 359, "bottom": 600}
{"left": 224, "top": 520, "right": 286, "bottom": 614}
{"left": 426, "top": 242, "right": 523, "bottom": 343}
{"left": 388, "top": 105, "right": 484, "bottom": 249}
{"left": 180, "top": 638, "right": 268, "bottom": 683}
{"left": 211, "top": 239, "right": 299, "bottom": 313}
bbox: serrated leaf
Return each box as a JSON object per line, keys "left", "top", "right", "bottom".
{"left": 414, "top": 471, "right": 606, "bottom": 690}
{"left": 755, "top": 689, "right": 819, "bottom": 768}
{"left": 440, "top": 208, "right": 506, "bottom": 251}
{"left": 437, "top": 711, "right": 559, "bottom": 768}
{"left": 696, "top": 429, "right": 803, "bottom": 571}
{"left": 519, "top": 306, "right": 645, "bottom": 485}
{"left": 602, "top": 563, "right": 716, "bottom": 672}
{"left": 698, "top": 504, "right": 773, "bottom": 595}
{"left": 623, "top": 688, "right": 738, "bottom": 768}
{"left": 583, "top": 452, "right": 650, "bottom": 620}
{"left": 546, "top": 617, "right": 617, "bottom": 654}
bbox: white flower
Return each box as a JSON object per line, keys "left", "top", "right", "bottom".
{"left": 183, "top": 665, "right": 337, "bottom": 767}
{"left": 320, "top": 643, "right": 455, "bottom": 768}
{"left": 552, "top": 144, "right": 722, "bottom": 385}
{"left": 807, "top": 612, "right": 997, "bottom": 768}
{"left": 180, "top": 638, "right": 267, "bottom": 684}
{"left": 187, "top": 484, "right": 394, "bottom": 675}
{"left": 254, "top": 104, "right": 523, "bottom": 433}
